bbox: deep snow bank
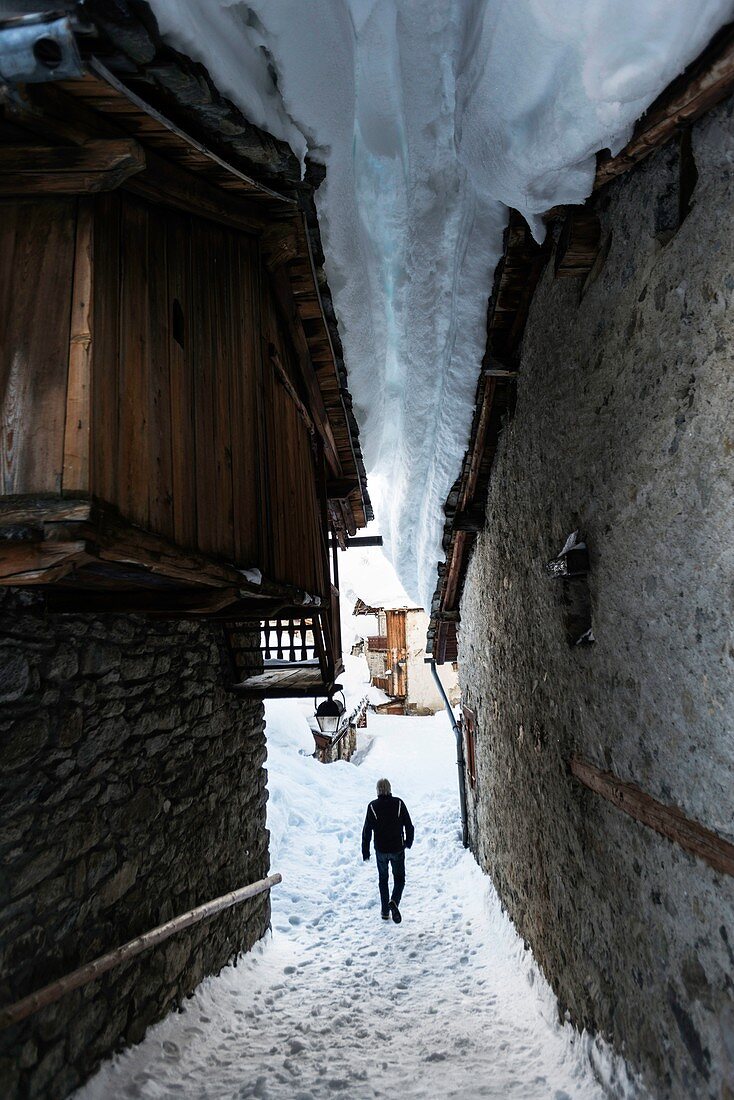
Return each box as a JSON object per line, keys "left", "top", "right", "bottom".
{"left": 148, "top": 0, "right": 734, "bottom": 605}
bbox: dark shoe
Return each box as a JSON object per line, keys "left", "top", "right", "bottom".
{"left": 389, "top": 900, "right": 402, "bottom": 924}
{"left": 381, "top": 911, "right": 390, "bottom": 920}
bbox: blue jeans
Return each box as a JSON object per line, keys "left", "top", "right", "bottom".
{"left": 375, "top": 849, "right": 405, "bottom": 912}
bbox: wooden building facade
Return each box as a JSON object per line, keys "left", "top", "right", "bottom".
{"left": 354, "top": 599, "right": 459, "bottom": 715}
{"left": 0, "top": 11, "right": 371, "bottom": 698}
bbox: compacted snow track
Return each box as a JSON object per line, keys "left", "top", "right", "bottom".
{"left": 79, "top": 707, "right": 634, "bottom": 1100}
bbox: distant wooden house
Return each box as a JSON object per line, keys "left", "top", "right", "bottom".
{"left": 0, "top": 10, "right": 371, "bottom": 698}
{"left": 354, "top": 599, "right": 459, "bottom": 715}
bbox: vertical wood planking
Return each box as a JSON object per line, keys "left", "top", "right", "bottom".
{"left": 0, "top": 200, "right": 76, "bottom": 495}
{"left": 118, "top": 195, "right": 151, "bottom": 528}
{"left": 192, "top": 219, "right": 234, "bottom": 559}
{"left": 167, "top": 210, "right": 197, "bottom": 549}
{"left": 387, "top": 610, "right": 407, "bottom": 697}
{"left": 62, "top": 198, "right": 94, "bottom": 494}
{"left": 191, "top": 217, "right": 213, "bottom": 554}
{"left": 147, "top": 211, "right": 174, "bottom": 538}
{"left": 213, "top": 224, "right": 235, "bottom": 561}
{"left": 252, "top": 246, "right": 273, "bottom": 576}
{"left": 262, "top": 289, "right": 287, "bottom": 583}
{"left": 91, "top": 191, "right": 121, "bottom": 506}
{"left": 0, "top": 203, "right": 21, "bottom": 495}
{"left": 227, "top": 233, "right": 260, "bottom": 565}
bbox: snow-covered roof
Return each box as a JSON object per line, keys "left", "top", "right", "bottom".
{"left": 353, "top": 598, "right": 422, "bottom": 616}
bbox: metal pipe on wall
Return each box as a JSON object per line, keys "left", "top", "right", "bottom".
{"left": 429, "top": 659, "right": 469, "bottom": 848}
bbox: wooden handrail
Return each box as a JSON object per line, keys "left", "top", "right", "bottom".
{"left": 0, "top": 872, "right": 282, "bottom": 1030}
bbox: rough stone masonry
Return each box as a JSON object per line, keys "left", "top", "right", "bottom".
{"left": 0, "top": 590, "right": 269, "bottom": 1099}
{"left": 459, "top": 95, "right": 734, "bottom": 1098}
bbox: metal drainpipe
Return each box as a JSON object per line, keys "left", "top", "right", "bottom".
{"left": 429, "top": 659, "right": 469, "bottom": 848}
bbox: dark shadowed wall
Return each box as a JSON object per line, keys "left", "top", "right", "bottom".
{"left": 0, "top": 590, "right": 269, "bottom": 1098}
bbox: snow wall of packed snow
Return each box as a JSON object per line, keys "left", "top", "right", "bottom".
{"left": 149, "top": 0, "right": 734, "bottom": 607}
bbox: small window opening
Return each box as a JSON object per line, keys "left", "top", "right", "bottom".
{"left": 172, "top": 298, "right": 185, "bottom": 349}
{"left": 656, "top": 129, "right": 698, "bottom": 245}
{"left": 678, "top": 128, "right": 698, "bottom": 225}
{"left": 546, "top": 531, "right": 595, "bottom": 647}
{"left": 562, "top": 577, "right": 594, "bottom": 647}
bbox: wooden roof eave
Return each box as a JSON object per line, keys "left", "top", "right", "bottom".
{"left": 595, "top": 21, "right": 734, "bottom": 190}
{"left": 295, "top": 209, "right": 370, "bottom": 530}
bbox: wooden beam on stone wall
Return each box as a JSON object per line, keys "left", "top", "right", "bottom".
{"left": 570, "top": 756, "right": 734, "bottom": 878}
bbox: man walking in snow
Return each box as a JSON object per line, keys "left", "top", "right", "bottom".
{"left": 362, "top": 778, "right": 414, "bottom": 923}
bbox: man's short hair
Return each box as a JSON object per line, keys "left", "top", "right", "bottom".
{"left": 376, "top": 778, "right": 391, "bottom": 796}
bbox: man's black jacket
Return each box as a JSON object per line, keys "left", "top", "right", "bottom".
{"left": 362, "top": 794, "right": 414, "bottom": 858}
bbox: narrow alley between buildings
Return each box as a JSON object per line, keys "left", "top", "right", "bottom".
{"left": 77, "top": 701, "right": 635, "bottom": 1100}
{"left": 1, "top": 5, "right": 733, "bottom": 1098}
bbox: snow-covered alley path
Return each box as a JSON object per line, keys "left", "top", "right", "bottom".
{"left": 79, "top": 708, "right": 634, "bottom": 1100}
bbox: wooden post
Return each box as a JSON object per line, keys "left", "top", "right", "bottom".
{"left": 0, "top": 872, "right": 282, "bottom": 1031}
{"left": 570, "top": 757, "right": 734, "bottom": 878}
{"left": 62, "top": 198, "right": 94, "bottom": 492}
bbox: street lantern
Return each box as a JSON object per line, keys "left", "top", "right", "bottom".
{"left": 315, "top": 686, "right": 346, "bottom": 736}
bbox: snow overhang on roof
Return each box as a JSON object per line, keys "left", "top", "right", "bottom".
{"left": 0, "top": 1, "right": 373, "bottom": 535}
{"left": 427, "top": 20, "right": 734, "bottom": 664}
{"left": 353, "top": 599, "right": 422, "bottom": 616}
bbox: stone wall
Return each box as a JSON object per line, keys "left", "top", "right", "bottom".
{"left": 459, "top": 97, "right": 734, "bottom": 1098}
{"left": 313, "top": 723, "right": 358, "bottom": 764}
{"left": 0, "top": 590, "right": 270, "bottom": 1099}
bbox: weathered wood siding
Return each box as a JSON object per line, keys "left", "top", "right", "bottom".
{"left": 0, "top": 199, "right": 77, "bottom": 495}
{"left": 93, "top": 194, "right": 264, "bottom": 566}
{"left": 261, "top": 274, "right": 326, "bottom": 595}
{"left": 386, "top": 609, "right": 407, "bottom": 698}
{"left": 0, "top": 193, "right": 328, "bottom": 597}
